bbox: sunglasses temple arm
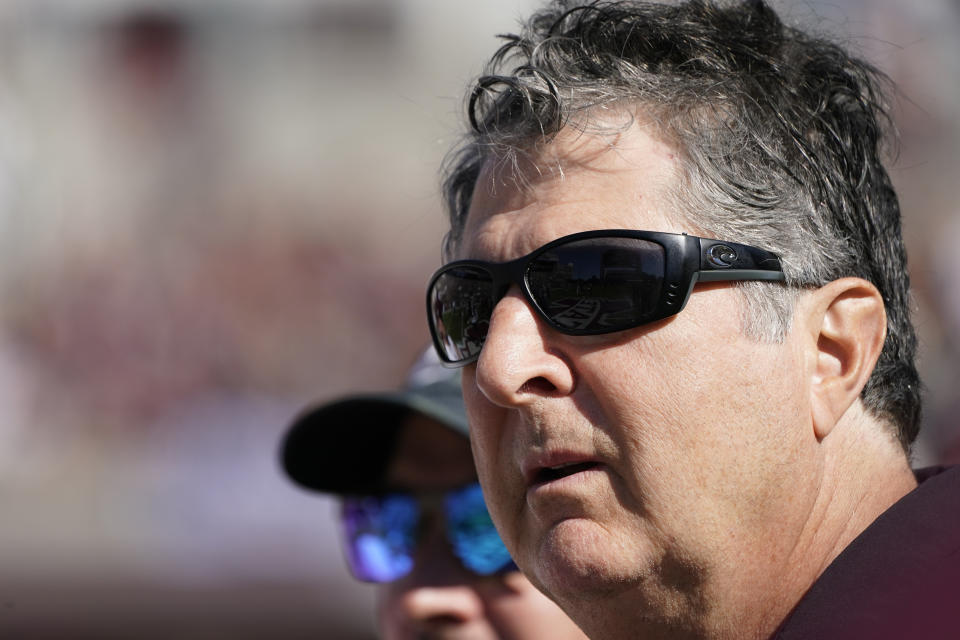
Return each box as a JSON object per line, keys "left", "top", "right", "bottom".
{"left": 696, "top": 238, "right": 786, "bottom": 283}
{"left": 697, "top": 270, "right": 786, "bottom": 283}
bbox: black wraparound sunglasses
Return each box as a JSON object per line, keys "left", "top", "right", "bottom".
{"left": 427, "top": 229, "right": 786, "bottom": 367}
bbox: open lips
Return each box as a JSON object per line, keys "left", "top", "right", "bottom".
{"left": 531, "top": 460, "right": 602, "bottom": 485}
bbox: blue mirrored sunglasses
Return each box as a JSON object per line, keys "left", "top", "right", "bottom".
{"left": 340, "top": 482, "right": 516, "bottom": 583}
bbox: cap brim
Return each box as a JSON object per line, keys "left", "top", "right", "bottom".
{"left": 280, "top": 387, "right": 468, "bottom": 495}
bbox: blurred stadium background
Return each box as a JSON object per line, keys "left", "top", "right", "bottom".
{"left": 0, "top": 0, "right": 956, "bottom": 638}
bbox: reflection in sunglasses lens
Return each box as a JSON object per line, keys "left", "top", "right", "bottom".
{"left": 341, "top": 484, "right": 514, "bottom": 582}
{"left": 528, "top": 237, "right": 665, "bottom": 333}
{"left": 432, "top": 266, "right": 493, "bottom": 363}
{"left": 445, "top": 483, "right": 514, "bottom": 575}
{"left": 342, "top": 494, "right": 418, "bottom": 582}
{"left": 430, "top": 238, "right": 668, "bottom": 363}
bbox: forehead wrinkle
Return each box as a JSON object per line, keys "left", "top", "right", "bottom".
{"left": 471, "top": 118, "right": 648, "bottom": 212}
{"left": 461, "top": 122, "right": 685, "bottom": 261}
{"left": 463, "top": 195, "right": 607, "bottom": 262}
{"left": 462, "top": 213, "right": 530, "bottom": 261}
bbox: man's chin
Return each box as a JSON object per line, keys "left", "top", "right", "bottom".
{"left": 529, "top": 518, "right": 647, "bottom": 600}
{"left": 527, "top": 525, "right": 712, "bottom": 640}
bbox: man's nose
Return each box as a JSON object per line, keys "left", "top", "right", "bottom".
{"left": 474, "top": 288, "right": 575, "bottom": 407}
{"left": 390, "top": 582, "right": 486, "bottom": 630}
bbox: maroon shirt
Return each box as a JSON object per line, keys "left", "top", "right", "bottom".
{"left": 774, "top": 466, "right": 960, "bottom": 639}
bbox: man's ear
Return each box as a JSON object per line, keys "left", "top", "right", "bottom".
{"left": 802, "top": 278, "right": 887, "bottom": 441}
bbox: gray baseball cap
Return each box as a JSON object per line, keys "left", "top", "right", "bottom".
{"left": 280, "top": 347, "right": 467, "bottom": 494}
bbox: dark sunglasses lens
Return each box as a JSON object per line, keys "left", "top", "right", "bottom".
{"left": 429, "top": 266, "right": 495, "bottom": 363}
{"left": 444, "top": 483, "right": 515, "bottom": 575}
{"left": 527, "top": 237, "right": 665, "bottom": 333}
{"left": 341, "top": 494, "right": 419, "bottom": 582}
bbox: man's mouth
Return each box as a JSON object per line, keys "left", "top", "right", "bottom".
{"left": 532, "top": 460, "right": 601, "bottom": 485}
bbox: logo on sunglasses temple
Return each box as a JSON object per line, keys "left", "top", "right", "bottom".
{"left": 706, "top": 244, "right": 738, "bottom": 268}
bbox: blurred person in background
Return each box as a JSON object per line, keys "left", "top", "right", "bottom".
{"left": 280, "top": 347, "right": 588, "bottom": 640}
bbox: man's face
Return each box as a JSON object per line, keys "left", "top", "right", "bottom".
{"left": 458, "top": 122, "right": 820, "bottom": 634}
{"left": 376, "top": 412, "right": 588, "bottom": 640}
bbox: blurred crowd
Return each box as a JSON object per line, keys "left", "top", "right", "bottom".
{"left": 0, "top": 0, "right": 956, "bottom": 638}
